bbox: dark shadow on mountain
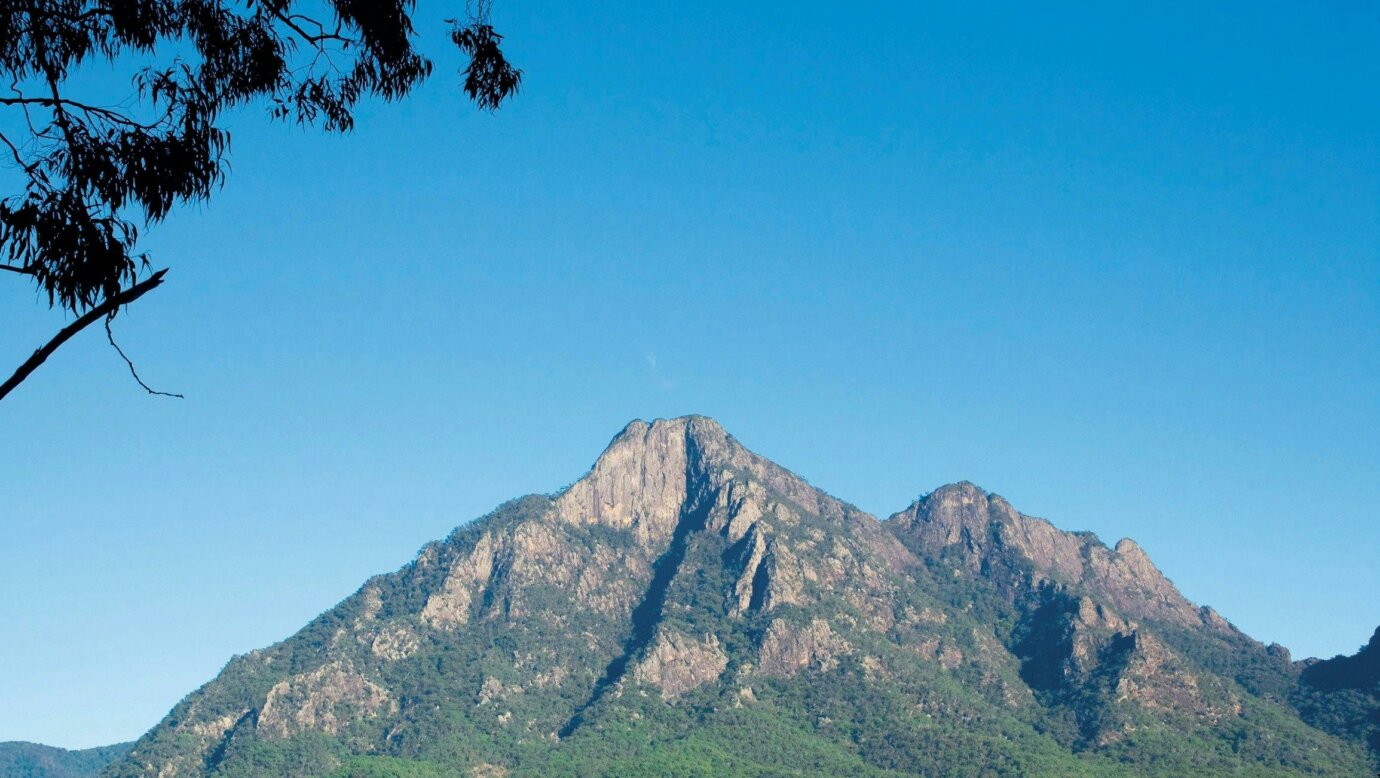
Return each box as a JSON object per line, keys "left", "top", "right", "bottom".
{"left": 559, "top": 438, "right": 714, "bottom": 738}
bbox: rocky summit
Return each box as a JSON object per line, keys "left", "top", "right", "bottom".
{"left": 105, "top": 417, "right": 1379, "bottom": 777}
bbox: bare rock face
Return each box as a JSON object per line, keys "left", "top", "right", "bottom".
{"left": 888, "top": 482, "right": 1231, "bottom": 633}
{"left": 257, "top": 662, "right": 396, "bottom": 739}
{"left": 421, "top": 531, "right": 500, "bottom": 629}
{"left": 908, "top": 636, "right": 965, "bottom": 670}
{"left": 728, "top": 523, "right": 769, "bottom": 614}
{"left": 550, "top": 418, "right": 695, "bottom": 548}
{"left": 758, "top": 618, "right": 853, "bottom": 677}
{"left": 631, "top": 631, "right": 729, "bottom": 699}
{"left": 365, "top": 622, "right": 420, "bottom": 661}
{"left": 760, "top": 542, "right": 808, "bottom": 611}
{"left": 1009, "top": 583, "right": 1238, "bottom": 746}
{"left": 1113, "top": 631, "right": 1230, "bottom": 723}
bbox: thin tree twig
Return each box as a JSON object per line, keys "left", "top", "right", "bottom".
{"left": 105, "top": 318, "right": 183, "bottom": 399}
{"left": 0, "top": 268, "right": 167, "bottom": 402}
{"left": 0, "top": 95, "right": 173, "bottom": 131}
{"left": 0, "top": 128, "right": 35, "bottom": 171}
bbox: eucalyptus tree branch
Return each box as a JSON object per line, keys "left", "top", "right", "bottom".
{"left": 0, "top": 268, "right": 167, "bottom": 402}
{"left": 0, "top": 95, "right": 164, "bottom": 130}
{"left": 271, "top": 10, "right": 354, "bottom": 46}
{"left": 0, "top": 129, "right": 33, "bottom": 171}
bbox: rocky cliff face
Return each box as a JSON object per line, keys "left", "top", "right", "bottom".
{"left": 887, "top": 482, "right": 1234, "bottom": 633}
{"left": 105, "top": 418, "right": 1377, "bottom": 778}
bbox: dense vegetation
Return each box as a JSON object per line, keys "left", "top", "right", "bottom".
{"left": 0, "top": 741, "right": 131, "bottom": 778}
{"left": 1295, "top": 628, "right": 1380, "bottom": 758}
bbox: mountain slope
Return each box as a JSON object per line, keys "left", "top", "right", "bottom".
{"left": 0, "top": 742, "right": 132, "bottom": 778}
{"left": 104, "top": 417, "right": 1375, "bottom": 777}
{"left": 883, "top": 483, "right": 1369, "bottom": 769}
{"left": 1296, "top": 626, "right": 1380, "bottom": 757}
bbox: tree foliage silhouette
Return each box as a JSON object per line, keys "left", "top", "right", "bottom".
{"left": 0, "top": 0, "right": 521, "bottom": 401}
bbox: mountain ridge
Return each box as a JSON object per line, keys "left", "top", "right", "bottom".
{"left": 101, "top": 416, "right": 1378, "bottom": 777}
{"left": 0, "top": 741, "right": 133, "bottom": 778}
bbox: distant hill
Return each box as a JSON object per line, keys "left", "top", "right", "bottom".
{"left": 101, "top": 417, "right": 1378, "bottom": 776}
{"left": 0, "top": 742, "right": 132, "bottom": 778}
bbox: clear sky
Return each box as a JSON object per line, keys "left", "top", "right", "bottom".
{"left": 1, "top": 0, "right": 1376, "bottom": 750}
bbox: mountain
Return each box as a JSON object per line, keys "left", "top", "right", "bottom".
{"left": 0, "top": 742, "right": 132, "bottom": 778}
{"left": 1296, "top": 627, "right": 1380, "bottom": 758}
{"left": 103, "top": 417, "right": 1377, "bottom": 777}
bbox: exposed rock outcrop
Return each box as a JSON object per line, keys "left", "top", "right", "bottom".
{"left": 257, "top": 662, "right": 396, "bottom": 739}
{"left": 888, "top": 482, "right": 1233, "bottom": 633}
{"left": 631, "top": 631, "right": 729, "bottom": 699}
{"left": 759, "top": 618, "right": 853, "bottom": 677}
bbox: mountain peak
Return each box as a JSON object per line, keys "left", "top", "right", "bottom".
{"left": 598, "top": 416, "right": 731, "bottom": 466}
{"left": 608, "top": 414, "right": 726, "bottom": 443}
{"left": 560, "top": 421, "right": 689, "bottom": 547}
{"left": 554, "top": 416, "right": 738, "bottom": 548}
{"left": 563, "top": 415, "right": 874, "bottom": 547}
{"left": 887, "top": 485, "right": 1232, "bottom": 634}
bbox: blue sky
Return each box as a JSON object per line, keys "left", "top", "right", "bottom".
{"left": 1, "top": 0, "right": 1377, "bottom": 750}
